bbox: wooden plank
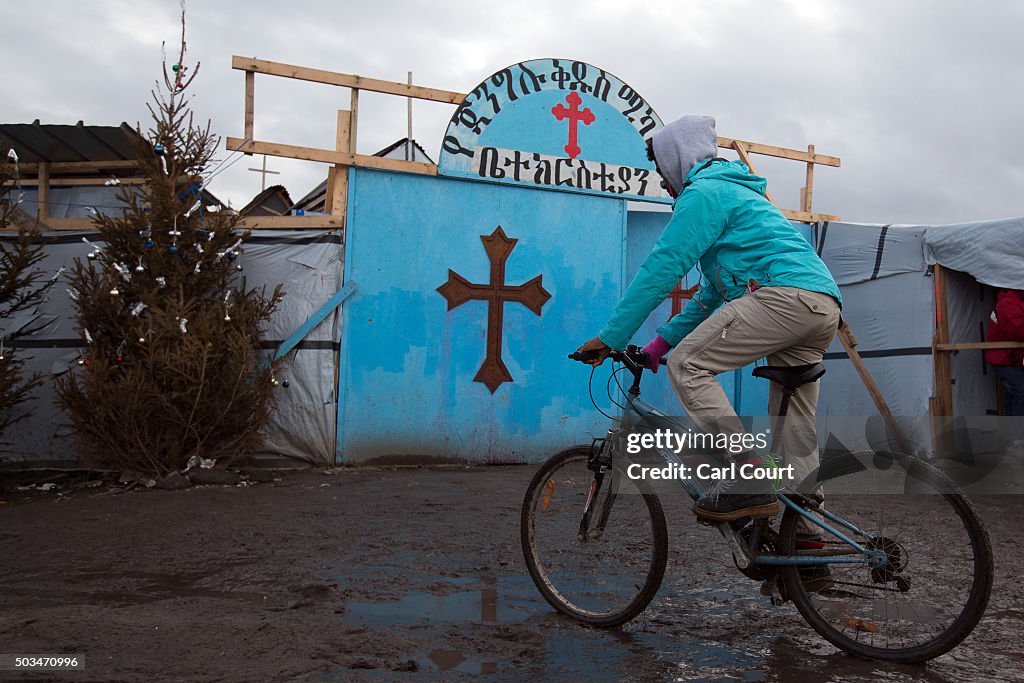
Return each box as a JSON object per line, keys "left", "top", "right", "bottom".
{"left": 232, "top": 56, "right": 466, "bottom": 105}
{"left": 18, "top": 177, "right": 146, "bottom": 187}
{"left": 37, "top": 162, "right": 49, "bottom": 221}
{"left": 780, "top": 208, "right": 840, "bottom": 223}
{"left": 244, "top": 70, "right": 255, "bottom": 151}
{"left": 19, "top": 160, "right": 140, "bottom": 174}
{"left": 6, "top": 216, "right": 342, "bottom": 232}
{"left": 349, "top": 88, "right": 359, "bottom": 153}
{"left": 225, "top": 137, "right": 438, "bottom": 176}
{"left": 718, "top": 136, "right": 841, "bottom": 167}
{"left": 237, "top": 215, "right": 344, "bottom": 229}
{"left": 731, "top": 140, "right": 776, "bottom": 205}
{"left": 32, "top": 217, "right": 96, "bottom": 231}
{"left": 936, "top": 341, "right": 1024, "bottom": 351}
{"left": 932, "top": 264, "right": 954, "bottom": 418}
{"left": 836, "top": 321, "right": 914, "bottom": 454}
{"left": 324, "top": 110, "right": 351, "bottom": 217}
{"left": 802, "top": 144, "right": 815, "bottom": 213}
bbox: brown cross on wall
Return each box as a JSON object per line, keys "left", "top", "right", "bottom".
{"left": 667, "top": 280, "right": 700, "bottom": 318}
{"left": 437, "top": 226, "right": 552, "bottom": 393}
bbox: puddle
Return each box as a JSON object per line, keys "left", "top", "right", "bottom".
{"left": 344, "top": 576, "right": 533, "bottom": 626}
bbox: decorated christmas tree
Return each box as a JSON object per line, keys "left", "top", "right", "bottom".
{"left": 0, "top": 148, "right": 50, "bottom": 439}
{"left": 57, "top": 11, "right": 283, "bottom": 477}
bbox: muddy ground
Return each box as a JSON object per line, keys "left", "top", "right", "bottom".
{"left": 0, "top": 465, "right": 1021, "bottom": 682}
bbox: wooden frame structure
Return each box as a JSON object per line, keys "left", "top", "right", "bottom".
{"left": 225, "top": 56, "right": 841, "bottom": 228}
{"left": 929, "top": 264, "right": 1024, "bottom": 451}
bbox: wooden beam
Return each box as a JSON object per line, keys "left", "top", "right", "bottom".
{"left": 718, "top": 136, "right": 841, "bottom": 167}
{"left": 931, "top": 264, "right": 955, "bottom": 423}
{"left": 802, "top": 144, "right": 815, "bottom": 213}
{"left": 731, "top": 140, "right": 777, "bottom": 205}
{"left": 244, "top": 70, "right": 255, "bottom": 152}
{"left": 936, "top": 341, "right": 1024, "bottom": 351}
{"left": 31, "top": 217, "right": 95, "bottom": 231}
{"left": 349, "top": 88, "right": 359, "bottom": 153}
{"left": 780, "top": 208, "right": 840, "bottom": 223}
{"left": 232, "top": 56, "right": 466, "bottom": 105}
{"left": 324, "top": 110, "right": 352, "bottom": 217}
{"left": 17, "top": 177, "right": 146, "bottom": 187}
{"left": 225, "top": 137, "right": 437, "bottom": 176}
{"left": 18, "top": 160, "right": 141, "bottom": 174}
{"left": 37, "top": 162, "right": 49, "bottom": 221}
{"left": 836, "top": 320, "right": 913, "bottom": 454}
{"left": 236, "top": 215, "right": 344, "bottom": 229}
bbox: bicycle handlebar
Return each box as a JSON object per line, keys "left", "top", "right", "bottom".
{"left": 568, "top": 346, "right": 668, "bottom": 368}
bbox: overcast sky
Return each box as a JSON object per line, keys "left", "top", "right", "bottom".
{"left": 3, "top": 0, "right": 1022, "bottom": 225}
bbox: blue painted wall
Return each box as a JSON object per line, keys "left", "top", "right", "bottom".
{"left": 338, "top": 168, "right": 628, "bottom": 463}
{"left": 337, "top": 168, "right": 816, "bottom": 462}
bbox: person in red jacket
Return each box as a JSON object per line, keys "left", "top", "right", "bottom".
{"left": 985, "top": 288, "right": 1024, "bottom": 417}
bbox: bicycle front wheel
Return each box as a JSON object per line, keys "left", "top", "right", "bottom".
{"left": 779, "top": 451, "right": 993, "bottom": 662}
{"left": 520, "top": 445, "right": 668, "bottom": 627}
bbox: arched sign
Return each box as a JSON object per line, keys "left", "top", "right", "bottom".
{"left": 438, "top": 59, "right": 670, "bottom": 203}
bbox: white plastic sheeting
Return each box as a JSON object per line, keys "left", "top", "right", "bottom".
{"left": 814, "top": 220, "right": 1011, "bottom": 454}
{"left": 0, "top": 229, "right": 343, "bottom": 467}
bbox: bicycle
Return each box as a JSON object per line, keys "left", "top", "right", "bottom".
{"left": 520, "top": 345, "right": 993, "bottom": 662}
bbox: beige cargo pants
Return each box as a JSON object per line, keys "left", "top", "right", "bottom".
{"left": 666, "top": 286, "right": 841, "bottom": 491}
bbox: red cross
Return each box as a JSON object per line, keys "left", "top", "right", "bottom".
{"left": 437, "top": 227, "right": 552, "bottom": 393}
{"left": 551, "top": 91, "right": 595, "bottom": 159}
{"left": 667, "top": 280, "right": 700, "bottom": 319}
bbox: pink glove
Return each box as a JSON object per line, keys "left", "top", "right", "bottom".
{"left": 641, "top": 335, "right": 672, "bottom": 373}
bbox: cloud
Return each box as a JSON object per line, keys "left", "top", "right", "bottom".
{"left": 2, "top": 0, "right": 1022, "bottom": 225}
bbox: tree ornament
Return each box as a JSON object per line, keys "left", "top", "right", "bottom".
{"left": 155, "top": 277, "right": 166, "bottom": 287}
{"left": 282, "top": 379, "right": 289, "bottom": 388}
{"left": 172, "top": 63, "right": 180, "bottom": 72}
{"left": 109, "top": 287, "right": 120, "bottom": 296}
{"left": 168, "top": 245, "right": 180, "bottom": 255}
{"left": 135, "top": 257, "right": 145, "bottom": 273}
{"left": 144, "top": 239, "right": 155, "bottom": 251}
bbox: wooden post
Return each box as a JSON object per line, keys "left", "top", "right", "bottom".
{"left": 930, "top": 264, "right": 955, "bottom": 455}
{"left": 406, "top": 71, "right": 413, "bottom": 161}
{"left": 324, "top": 110, "right": 352, "bottom": 219}
{"left": 37, "top": 162, "right": 49, "bottom": 221}
{"left": 836, "top": 320, "right": 913, "bottom": 454}
{"left": 802, "top": 144, "right": 815, "bottom": 213}
{"left": 731, "top": 140, "right": 776, "bottom": 205}
{"left": 349, "top": 88, "right": 359, "bottom": 153}
{"left": 244, "top": 70, "right": 255, "bottom": 153}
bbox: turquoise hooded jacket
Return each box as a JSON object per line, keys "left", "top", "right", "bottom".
{"left": 598, "top": 158, "right": 842, "bottom": 350}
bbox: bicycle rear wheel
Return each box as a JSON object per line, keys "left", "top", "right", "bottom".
{"left": 779, "top": 452, "right": 993, "bottom": 662}
{"left": 520, "top": 445, "right": 668, "bottom": 627}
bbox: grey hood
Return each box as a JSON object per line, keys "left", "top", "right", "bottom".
{"left": 651, "top": 115, "right": 717, "bottom": 194}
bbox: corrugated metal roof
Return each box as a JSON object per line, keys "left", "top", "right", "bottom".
{"left": 239, "top": 185, "right": 293, "bottom": 217}
{"left": 0, "top": 121, "right": 143, "bottom": 164}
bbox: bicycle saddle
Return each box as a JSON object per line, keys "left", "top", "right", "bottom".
{"left": 751, "top": 363, "right": 826, "bottom": 389}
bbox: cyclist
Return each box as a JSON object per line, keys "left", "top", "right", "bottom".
{"left": 577, "top": 115, "right": 842, "bottom": 524}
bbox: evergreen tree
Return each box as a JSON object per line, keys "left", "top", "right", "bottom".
{"left": 0, "top": 147, "right": 50, "bottom": 439}
{"left": 57, "top": 11, "right": 283, "bottom": 476}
